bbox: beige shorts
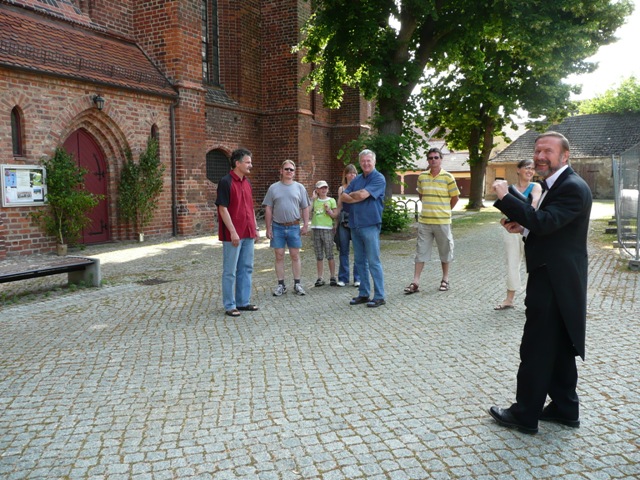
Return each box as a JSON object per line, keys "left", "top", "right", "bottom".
{"left": 415, "top": 223, "right": 454, "bottom": 263}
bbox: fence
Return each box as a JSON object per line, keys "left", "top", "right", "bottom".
{"left": 612, "top": 145, "right": 640, "bottom": 270}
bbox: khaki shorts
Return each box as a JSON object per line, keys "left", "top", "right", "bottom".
{"left": 415, "top": 223, "right": 454, "bottom": 263}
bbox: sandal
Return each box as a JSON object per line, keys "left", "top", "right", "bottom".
{"left": 237, "top": 304, "right": 259, "bottom": 311}
{"left": 439, "top": 280, "right": 450, "bottom": 291}
{"left": 404, "top": 282, "right": 420, "bottom": 294}
{"left": 494, "top": 304, "right": 515, "bottom": 310}
{"left": 225, "top": 309, "right": 241, "bottom": 317}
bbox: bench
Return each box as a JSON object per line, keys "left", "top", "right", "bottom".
{"left": 0, "top": 256, "right": 101, "bottom": 287}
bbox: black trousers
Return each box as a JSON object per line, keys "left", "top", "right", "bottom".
{"left": 511, "top": 267, "right": 579, "bottom": 427}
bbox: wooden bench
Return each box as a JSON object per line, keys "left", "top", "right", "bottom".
{"left": 0, "top": 256, "right": 101, "bottom": 287}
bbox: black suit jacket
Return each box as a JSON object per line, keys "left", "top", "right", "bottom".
{"left": 494, "top": 167, "right": 592, "bottom": 359}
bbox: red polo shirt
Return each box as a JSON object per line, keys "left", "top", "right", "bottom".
{"left": 215, "top": 170, "right": 256, "bottom": 241}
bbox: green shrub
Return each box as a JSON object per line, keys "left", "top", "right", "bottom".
{"left": 30, "top": 147, "right": 101, "bottom": 245}
{"left": 118, "top": 137, "right": 165, "bottom": 234}
{"left": 382, "top": 199, "right": 413, "bottom": 233}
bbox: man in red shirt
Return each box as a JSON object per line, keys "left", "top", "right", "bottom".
{"left": 216, "top": 148, "right": 259, "bottom": 317}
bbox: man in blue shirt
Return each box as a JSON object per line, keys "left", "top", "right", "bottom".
{"left": 340, "top": 149, "right": 386, "bottom": 307}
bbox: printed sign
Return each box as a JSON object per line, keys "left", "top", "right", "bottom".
{"left": 2, "top": 165, "right": 46, "bottom": 207}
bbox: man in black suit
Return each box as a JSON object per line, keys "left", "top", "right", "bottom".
{"left": 489, "top": 131, "right": 592, "bottom": 434}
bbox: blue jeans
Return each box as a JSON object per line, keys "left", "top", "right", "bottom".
{"left": 222, "top": 238, "right": 255, "bottom": 310}
{"left": 351, "top": 224, "right": 385, "bottom": 300}
{"left": 337, "top": 224, "right": 360, "bottom": 284}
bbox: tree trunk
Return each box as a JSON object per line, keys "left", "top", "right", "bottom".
{"left": 466, "top": 116, "right": 496, "bottom": 209}
{"left": 468, "top": 160, "right": 487, "bottom": 209}
{"left": 377, "top": 99, "right": 404, "bottom": 199}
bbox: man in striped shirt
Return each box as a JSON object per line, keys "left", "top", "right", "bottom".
{"left": 404, "top": 148, "right": 460, "bottom": 295}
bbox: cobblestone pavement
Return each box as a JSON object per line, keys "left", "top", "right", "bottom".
{"left": 1, "top": 204, "right": 638, "bottom": 479}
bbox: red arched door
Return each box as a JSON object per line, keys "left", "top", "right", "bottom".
{"left": 63, "top": 129, "right": 110, "bottom": 244}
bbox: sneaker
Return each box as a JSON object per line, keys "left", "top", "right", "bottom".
{"left": 336, "top": 280, "right": 346, "bottom": 287}
{"left": 314, "top": 278, "right": 325, "bottom": 287}
{"left": 353, "top": 281, "right": 360, "bottom": 287}
{"left": 273, "top": 284, "right": 287, "bottom": 296}
{"left": 294, "top": 283, "right": 306, "bottom": 296}
{"left": 329, "top": 277, "right": 338, "bottom": 286}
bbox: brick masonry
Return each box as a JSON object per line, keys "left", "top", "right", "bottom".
{"left": 0, "top": 0, "right": 371, "bottom": 258}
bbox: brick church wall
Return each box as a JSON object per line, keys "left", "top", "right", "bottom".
{"left": 135, "top": 1, "right": 212, "bottom": 235}
{"left": 0, "top": 0, "right": 372, "bottom": 256}
{"left": 0, "top": 69, "right": 173, "bottom": 257}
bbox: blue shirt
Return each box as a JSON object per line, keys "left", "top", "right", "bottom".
{"left": 344, "top": 169, "right": 386, "bottom": 228}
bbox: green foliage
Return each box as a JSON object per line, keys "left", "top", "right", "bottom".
{"left": 338, "top": 128, "right": 425, "bottom": 178}
{"left": 297, "top": 0, "right": 633, "bottom": 209}
{"left": 578, "top": 76, "right": 640, "bottom": 114}
{"left": 118, "top": 137, "right": 165, "bottom": 233}
{"left": 381, "top": 199, "right": 412, "bottom": 233}
{"left": 30, "top": 147, "right": 101, "bottom": 245}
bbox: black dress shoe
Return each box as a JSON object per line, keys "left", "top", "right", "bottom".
{"left": 366, "top": 299, "right": 386, "bottom": 308}
{"left": 540, "top": 404, "right": 580, "bottom": 428}
{"left": 350, "top": 295, "right": 370, "bottom": 305}
{"left": 488, "top": 406, "right": 538, "bottom": 434}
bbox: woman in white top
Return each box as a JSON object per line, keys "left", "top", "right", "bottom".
{"left": 495, "top": 159, "right": 542, "bottom": 310}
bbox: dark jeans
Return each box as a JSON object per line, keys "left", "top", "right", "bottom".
{"left": 337, "top": 224, "right": 360, "bottom": 284}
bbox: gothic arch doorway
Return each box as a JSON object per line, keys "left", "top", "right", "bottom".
{"left": 63, "top": 129, "right": 110, "bottom": 244}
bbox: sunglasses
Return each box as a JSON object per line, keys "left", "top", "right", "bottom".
{"left": 283, "top": 167, "right": 295, "bottom": 172}
{"left": 427, "top": 156, "right": 440, "bottom": 160}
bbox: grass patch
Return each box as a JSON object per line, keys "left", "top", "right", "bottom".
{"left": 452, "top": 208, "right": 503, "bottom": 239}
{"left": 589, "top": 217, "right": 618, "bottom": 249}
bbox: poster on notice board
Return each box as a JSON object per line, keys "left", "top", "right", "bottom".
{"left": 2, "top": 165, "right": 46, "bottom": 207}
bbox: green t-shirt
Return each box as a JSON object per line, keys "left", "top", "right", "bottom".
{"left": 311, "top": 197, "right": 336, "bottom": 229}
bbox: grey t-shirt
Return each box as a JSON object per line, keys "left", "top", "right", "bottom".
{"left": 262, "top": 181, "right": 310, "bottom": 224}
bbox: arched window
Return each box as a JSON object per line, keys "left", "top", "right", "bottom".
{"left": 151, "top": 124, "right": 159, "bottom": 142}
{"left": 11, "top": 107, "right": 24, "bottom": 156}
{"left": 206, "top": 149, "right": 229, "bottom": 184}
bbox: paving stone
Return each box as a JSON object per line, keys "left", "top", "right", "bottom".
{"left": 1, "top": 204, "right": 638, "bottom": 479}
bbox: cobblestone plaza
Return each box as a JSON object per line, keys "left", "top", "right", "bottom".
{"left": 1, "top": 204, "right": 638, "bottom": 479}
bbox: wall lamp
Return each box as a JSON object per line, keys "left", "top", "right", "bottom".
{"left": 93, "top": 94, "right": 105, "bottom": 111}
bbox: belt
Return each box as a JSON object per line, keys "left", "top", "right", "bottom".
{"left": 274, "top": 220, "right": 300, "bottom": 227}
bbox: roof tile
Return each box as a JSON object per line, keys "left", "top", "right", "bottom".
{"left": 0, "top": 5, "right": 176, "bottom": 97}
{"left": 491, "top": 113, "right": 640, "bottom": 163}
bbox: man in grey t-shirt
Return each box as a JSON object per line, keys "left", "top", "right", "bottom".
{"left": 262, "top": 160, "right": 310, "bottom": 296}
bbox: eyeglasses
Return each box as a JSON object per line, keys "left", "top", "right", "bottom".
{"left": 283, "top": 167, "right": 295, "bottom": 172}
{"left": 427, "top": 156, "right": 440, "bottom": 160}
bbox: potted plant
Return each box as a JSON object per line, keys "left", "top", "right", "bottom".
{"left": 118, "top": 137, "right": 165, "bottom": 241}
{"left": 30, "top": 147, "right": 101, "bottom": 255}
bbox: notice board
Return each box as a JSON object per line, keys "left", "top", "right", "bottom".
{"left": 2, "top": 165, "right": 46, "bottom": 207}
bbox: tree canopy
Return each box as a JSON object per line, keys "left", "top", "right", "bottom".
{"left": 578, "top": 76, "right": 640, "bottom": 114}
{"left": 297, "top": 0, "right": 633, "bottom": 204}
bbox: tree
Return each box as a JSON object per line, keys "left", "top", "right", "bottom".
{"left": 297, "top": 1, "right": 486, "bottom": 195}
{"left": 420, "top": 1, "right": 632, "bottom": 208}
{"left": 578, "top": 76, "right": 640, "bottom": 114}
{"left": 297, "top": 0, "right": 632, "bottom": 202}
